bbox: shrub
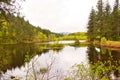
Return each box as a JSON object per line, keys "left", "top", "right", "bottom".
{"left": 101, "top": 37, "right": 107, "bottom": 45}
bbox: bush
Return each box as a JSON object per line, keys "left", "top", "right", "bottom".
{"left": 101, "top": 37, "right": 107, "bottom": 45}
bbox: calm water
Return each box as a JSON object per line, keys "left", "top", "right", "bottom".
{"left": 0, "top": 40, "right": 120, "bottom": 80}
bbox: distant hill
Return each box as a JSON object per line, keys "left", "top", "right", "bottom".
{"left": 60, "top": 32, "right": 70, "bottom": 35}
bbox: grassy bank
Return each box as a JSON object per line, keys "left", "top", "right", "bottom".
{"left": 102, "top": 41, "right": 120, "bottom": 48}
{"left": 94, "top": 39, "right": 120, "bottom": 48}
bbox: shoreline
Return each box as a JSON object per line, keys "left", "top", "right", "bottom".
{"left": 94, "top": 40, "right": 120, "bottom": 48}
{"left": 102, "top": 41, "right": 120, "bottom": 48}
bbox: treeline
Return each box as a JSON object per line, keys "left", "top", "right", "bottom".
{"left": 57, "top": 32, "right": 87, "bottom": 40}
{"left": 87, "top": 0, "right": 120, "bottom": 41}
{"left": 0, "top": 14, "right": 61, "bottom": 44}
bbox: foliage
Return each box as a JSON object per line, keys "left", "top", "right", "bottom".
{"left": 101, "top": 37, "right": 107, "bottom": 45}
{"left": 0, "top": 0, "right": 23, "bottom": 15}
{"left": 87, "top": 0, "right": 120, "bottom": 41}
{"left": 24, "top": 53, "right": 36, "bottom": 63}
{"left": 57, "top": 32, "right": 87, "bottom": 40}
{"left": 73, "top": 64, "right": 92, "bottom": 80}
{"left": 0, "top": 14, "right": 59, "bottom": 44}
{"left": 90, "top": 60, "right": 120, "bottom": 80}
{"left": 87, "top": 44, "right": 120, "bottom": 80}
{"left": 64, "top": 78, "right": 73, "bottom": 80}
{"left": 71, "top": 59, "right": 120, "bottom": 80}
{"left": 87, "top": 8, "right": 97, "bottom": 41}
{"left": 50, "top": 42, "right": 64, "bottom": 51}
{"left": 0, "top": 44, "right": 49, "bottom": 72}
{"left": 0, "top": 0, "right": 59, "bottom": 44}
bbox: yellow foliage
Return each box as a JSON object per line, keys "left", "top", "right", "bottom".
{"left": 0, "top": 20, "right": 7, "bottom": 28}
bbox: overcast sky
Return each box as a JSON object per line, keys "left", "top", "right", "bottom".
{"left": 21, "top": 0, "right": 114, "bottom": 33}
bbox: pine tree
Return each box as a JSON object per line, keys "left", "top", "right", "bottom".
{"left": 96, "top": 0, "right": 104, "bottom": 39}
{"left": 87, "top": 8, "right": 96, "bottom": 41}
{"left": 103, "top": 0, "right": 112, "bottom": 40}
{"left": 112, "top": 0, "right": 120, "bottom": 40}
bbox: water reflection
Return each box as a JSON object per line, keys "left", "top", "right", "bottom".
{"left": 0, "top": 44, "right": 49, "bottom": 72}
{"left": 0, "top": 42, "right": 120, "bottom": 80}
{"left": 87, "top": 45, "right": 120, "bottom": 79}
{"left": 0, "top": 45, "right": 88, "bottom": 80}
{"left": 0, "top": 42, "right": 65, "bottom": 73}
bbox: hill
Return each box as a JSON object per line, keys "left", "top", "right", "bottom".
{"left": 0, "top": 15, "right": 60, "bottom": 44}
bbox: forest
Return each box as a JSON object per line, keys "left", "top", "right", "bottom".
{"left": 0, "top": 0, "right": 87, "bottom": 44}
{"left": 87, "top": 0, "right": 120, "bottom": 42}
{"left": 0, "top": 14, "right": 64, "bottom": 44}
{"left": 0, "top": 14, "right": 87, "bottom": 44}
{"left": 0, "top": 0, "right": 64, "bottom": 44}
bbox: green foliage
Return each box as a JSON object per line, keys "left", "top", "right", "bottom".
{"left": 0, "top": 14, "right": 59, "bottom": 44}
{"left": 0, "top": 44, "right": 49, "bottom": 72}
{"left": 73, "top": 64, "right": 92, "bottom": 80}
{"left": 57, "top": 32, "right": 87, "bottom": 40}
{"left": 87, "top": 8, "right": 97, "bottom": 41}
{"left": 50, "top": 42, "right": 64, "bottom": 51}
{"left": 101, "top": 37, "right": 107, "bottom": 45}
{"left": 48, "top": 34, "right": 56, "bottom": 41}
{"left": 89, "top": 60, "right": 119, "bottom": 80}
{"left": 72, "top": 59, "right": 120, "bottom": 80}
{"left": 64, "top": 78, "right": 73, "bottom": 80}
{"left": 87, "top": 0, "right": 120, "bottom": 41}
{"left": 69, "top": 32, "right": 86, "bottom": 36}
{"left": 24, "top": 53, "right": 31, "bottom": 63}
{"left": 24, "top": 52, "right": 36, "bottom": 63}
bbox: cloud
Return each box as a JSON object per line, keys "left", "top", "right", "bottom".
{"left": 21, "top": 0, "right": 115, "bottom": 33}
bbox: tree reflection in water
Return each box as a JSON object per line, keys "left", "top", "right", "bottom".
{"left": 87, "top": 44, "right": 120, "bottom": 79}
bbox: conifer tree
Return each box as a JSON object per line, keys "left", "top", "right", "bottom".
{"left": 103, "top": 0, "right": 112, "bottom": 40}
{"left": 112, "top": 0, "right": 120, "bottom": 40}
{"left": 87, "top": 8, "right": 96, "bottom": 41}
{"left": 96, "top": 0, "right": 104, "bottom": 39}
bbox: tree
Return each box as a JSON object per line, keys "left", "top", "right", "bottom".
{"left": 96, "top": 0, "right": 104, "bottom": 39}
{"left": 87, "top": 0, "right": 120, "bottom": 42}
{"left": 0, "top": 0, "right": 24, "bottom": 15}
{"left": 102, "top": 0, "right": 112, "bottom": 40}
{"left": 111, "top": 0, "right": 120, "bottom": 40}
{"left": 87, "top": 8, "right": 97, "bottom": 41}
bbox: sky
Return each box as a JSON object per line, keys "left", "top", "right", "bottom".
{"left": 21, "top": 0, "right": 114, "bottom": 33}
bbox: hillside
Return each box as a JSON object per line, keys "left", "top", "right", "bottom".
{"left": 0, "top": 15, "right": 60, "bottom": 44}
